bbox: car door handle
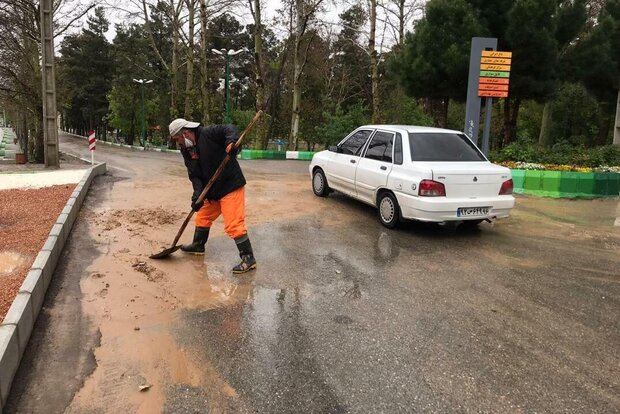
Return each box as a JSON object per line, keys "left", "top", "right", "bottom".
{"left": 380, "top": 166, "right": 387, "bottom": 170}
{"left": 350, "top": 159, "right": 356, "bottom": 164}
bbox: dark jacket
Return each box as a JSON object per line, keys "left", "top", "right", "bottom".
{"left": 180, "top": 125, "right": 246, "bottom": 201}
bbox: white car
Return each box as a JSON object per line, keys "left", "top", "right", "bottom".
{"left": 309, "top": 125, "right": 515, "bottom": 228}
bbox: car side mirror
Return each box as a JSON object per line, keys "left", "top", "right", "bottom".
{"left": 328, "top": 145, "right": 338, "bottom": 153}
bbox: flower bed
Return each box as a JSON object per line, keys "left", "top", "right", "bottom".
{"left": 497, "top": 161, "right": 620, "bottom": 174}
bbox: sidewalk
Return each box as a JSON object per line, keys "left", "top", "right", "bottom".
{"left": 0, "top": 169, "right": 89, "bottom": 190}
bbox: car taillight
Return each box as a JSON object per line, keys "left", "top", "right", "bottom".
{"left": 418, "top": 180, "right": 446, "bottom": 197}
{"left": 499, "top": 179, "right": 513, "bottom": 195}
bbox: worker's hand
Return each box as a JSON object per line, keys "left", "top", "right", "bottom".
{"left": 191, "top": 199, "right": 204, "bottom": 212}
{"left": 225, "top": 143, "right": 238, "bottom": 156}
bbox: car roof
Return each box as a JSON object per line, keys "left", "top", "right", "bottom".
{"left": 359, "top": 125, "right": 463, "bottom": 134}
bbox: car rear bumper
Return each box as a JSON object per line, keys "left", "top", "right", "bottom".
{"left": 396, "top": 192, "right": 515, "bottom": 222}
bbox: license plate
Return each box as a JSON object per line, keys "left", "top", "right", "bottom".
{"left": 457, "top": 207, "right": 490, "bottom": 217}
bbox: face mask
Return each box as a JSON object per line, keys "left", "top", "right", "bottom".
{"left": 184, "top": 138, "right": 194, "bottom": 147}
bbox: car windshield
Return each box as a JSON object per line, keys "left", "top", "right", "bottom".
{"left": 408, "top": 132, "right": 486, "bottom": 162}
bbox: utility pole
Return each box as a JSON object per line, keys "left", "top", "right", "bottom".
{"left": 41, "top": 0, "right": 59, "bottom": 167}
{"left": 211, "top": 48, "right": 245, "bottom": 123}
{"left": 133, "top": 78, "right": 152, "bottom": 146}
{"left": 614, "top": 81, "right": 620, "bottom": 145}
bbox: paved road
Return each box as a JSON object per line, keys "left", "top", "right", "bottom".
{"left": 5, "top": 132, "right": 620, "bottom": 413}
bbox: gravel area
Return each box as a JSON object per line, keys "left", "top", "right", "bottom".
{"left": 0, "top": 184, "right": 76, "bottom": 320}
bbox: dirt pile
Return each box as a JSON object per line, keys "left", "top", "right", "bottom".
{"left": 111, "top": 208, "right": 182, "bottom": 226}
{"left": 92, "top": 207, "right": 182, "bottom": 234}
{"left": 131, "top": 258, "right": 164, "bottom": 282}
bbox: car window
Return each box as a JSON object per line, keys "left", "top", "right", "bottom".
{"left": 394, "top": 133, "right": 403, "bottom": 165}
{"left": 364, "top": 131, "right": 394, "bottom": 162}
{"left": 408, "top": 132, "right": 486, "bottom": 161}
{"left": 340, "top": 129, "right": 372, "bottom": 156}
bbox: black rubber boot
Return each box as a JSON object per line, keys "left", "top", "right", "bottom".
{"left": 233, "top": 236, "right": 257, "bottom": 274}
{"left": 181, "top": 227, "right": 210, "bottom": 255}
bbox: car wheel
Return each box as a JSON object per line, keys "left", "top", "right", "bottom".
{"left": 312, "top": 169, "right": 330, "bottom": 197}
{"left": 377, "top": 192, "right": 400, "bottom": 228}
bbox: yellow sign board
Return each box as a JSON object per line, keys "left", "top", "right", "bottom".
{"left": 481, "top": 51, "right": 512, "bottom": 58}
{"left": 480, "top": 64, "right": 511, "bottom": 71}
{"left": 481, "top": 57, "right": 511, "bottom": 65}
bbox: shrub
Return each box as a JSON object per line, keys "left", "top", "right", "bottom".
{"left": 314, "top": 104, "right": 370, "bottom": 147}
{"left": 490, "top": 142, "right": 620, "bottom": 168}
{"left": 492, "top": 140, "right": 540, "bottom": 163}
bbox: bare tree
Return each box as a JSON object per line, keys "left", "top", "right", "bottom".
{"left": 184, "top": 0, "right": 197, "bottom": 118}
{"left": 289, "top": 0, "right": 326, "bottom": 150}
{"left": 248, "top": 0, "right": 270, "bottom": 148}
{"left": 0, "top": 0, "right": 97, "bottom": 161}
{"left": 378, "top": 0, "right": 424, "bottom": 47}
{"left": 199, "top": 0, "right": 211, "bottom": 124}
{"left": 368, "top": 0, "right": 380, "bottom": 123}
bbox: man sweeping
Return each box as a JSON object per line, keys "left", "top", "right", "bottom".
{"left": 168, "top": 118, "right": 257, "bottom": 274}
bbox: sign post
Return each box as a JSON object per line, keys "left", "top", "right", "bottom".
{"left": 88, "top": 130, "right": 96, "bottom": 165}
{"left": 464, "top": 38, "right": 513, "bottom": 155}
{"left": 478, "top": 51, "right": 512, "bottom": 154}
{"left": 464, "top": 38, "right": 497, "bottom": 148}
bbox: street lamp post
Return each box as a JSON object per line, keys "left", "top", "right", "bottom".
{"left": 211, "top": 48, "right": 245, "bottom": 123}
{"left": 133, "top": 78, "right": 153, "bottom": 146}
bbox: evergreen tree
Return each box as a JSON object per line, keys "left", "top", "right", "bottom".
{"left": 391, "top": 0, "right": 486, "bottom": 127}
{"left": 58, "top": 7, "right": 114, "bottom": 135}
{"left": 566, "top": 0, "right": 620, "bottom": 145}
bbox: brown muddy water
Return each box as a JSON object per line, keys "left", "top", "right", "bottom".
{"left": 0, "top": 251, "right": 27, "bottom": 276}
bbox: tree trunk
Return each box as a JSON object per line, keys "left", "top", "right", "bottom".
{"left": 538, "top": 102, "right": 553, "bottom": 147}
{"left": 440, "top": 98, "right": 449, "bottom": 129}
{"left": 503, "top": 97, "right": 521, "bottom": 146}
{"left": 398, "top": 0, "right": 405, "bottom": 46}
{"left": 614, "top": 84, "right": 620, "bottom": 146}
{"left": 199, "top": 0, "right": 210, "bottom": 125}
{"left": 369, "top": 0, "right": 380, "bottom": 123}
{"left": 289, "top": 0, "right": 304, "bottom": 151}
{"left": 184, "top": 0, "right": 196, "bottom": 119}
{"left": 252, "top": 0, "right": 269, "bottom": 149}
{"left": 269, "top": 41, "right": 290, "bottom": 144}
{"left": 20, "top": 113, "right": 28, "bottom": 160}
{"left": 171, "top": 14, "right": 180, "bottom": 118}
{"left": 597, "top": 103, "right": 612, "bottom": 146}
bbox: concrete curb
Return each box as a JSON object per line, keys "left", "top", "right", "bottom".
{"left": 65, "top": 132, "right": 179, "bottom": 154}
{"left": 62, "top": 132, "right": 316, "bottom": 161}
{"left": 0, "top": 162, "right": 107, "bottom": 410}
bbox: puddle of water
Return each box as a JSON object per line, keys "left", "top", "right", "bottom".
{"left": 0, "top": 251, "right": 27, "bottom": 275}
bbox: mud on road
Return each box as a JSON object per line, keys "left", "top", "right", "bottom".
{"left": 6, "top": 134, "right": 620, "bottom": 413}
{"left": 9, "top": 159, "right": 329, "bottom": 413}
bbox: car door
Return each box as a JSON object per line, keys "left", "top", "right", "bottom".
{"left": 355, "top": 130, "right": 395, "bottom": 204}
{"left": 326, "top": 129, "right": 373, "bottom": 196}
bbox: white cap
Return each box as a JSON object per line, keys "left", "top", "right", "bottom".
{"left": 169, "top": 118, "right": 200, "bottom": 136}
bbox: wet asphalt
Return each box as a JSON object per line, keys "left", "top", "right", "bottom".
{"left": 6, "top": 133, "right": 620, "bottom": 413}
{"left": 166, "top": 200, "right": 620, "bottom": 413}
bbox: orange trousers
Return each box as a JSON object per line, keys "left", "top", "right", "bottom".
{"left": 195, "top": 186, "right": 247, "bottom": 239}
